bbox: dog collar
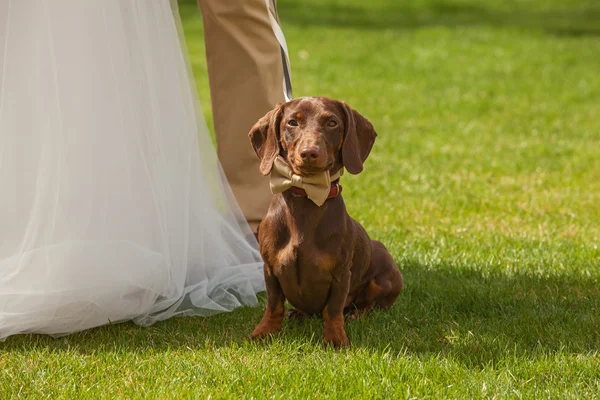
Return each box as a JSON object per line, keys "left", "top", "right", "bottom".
{"left": 289, "top": 180, "right": 343, "bottom": 200}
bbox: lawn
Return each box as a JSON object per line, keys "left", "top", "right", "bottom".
{"left": 2, "top": 0, "right": 600, "bottom": 398}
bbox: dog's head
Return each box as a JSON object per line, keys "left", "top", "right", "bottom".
{"left": 248, "top": 97, "right": 377, "bottom": 177}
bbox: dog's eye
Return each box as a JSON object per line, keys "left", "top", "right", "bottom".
{"left": 327, "top": 120, "right": 338, "bottom": 127}
{"left": 287, "top": 120, "right": 298, "bottom": 127}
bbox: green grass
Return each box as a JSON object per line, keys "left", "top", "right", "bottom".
{"left": 2, "top": 0, "right": 600, "bottom": 398}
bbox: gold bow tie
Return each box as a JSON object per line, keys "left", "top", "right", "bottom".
{"left": 269, "top": 156, "right": 342, "bottom": 206}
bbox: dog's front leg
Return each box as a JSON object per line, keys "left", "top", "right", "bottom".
{"left": 250, "top": 263, "right": 286, "bottom": 340}
{"left": 323, "top": 268, "right": 351, "bottom": 348}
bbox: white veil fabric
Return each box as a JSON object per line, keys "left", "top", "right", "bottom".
{"left": 0, "top": 0, "right": 265, "bottom": 340}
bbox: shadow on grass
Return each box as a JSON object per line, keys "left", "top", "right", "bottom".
{"left": 351, "top": 261, "right": 600, "bottom": 366}
{"left": 2, "top": 261, "right": 598, "bottom": 367}
{"left": 177, "top": 0, "right": 600, "bottom": 37}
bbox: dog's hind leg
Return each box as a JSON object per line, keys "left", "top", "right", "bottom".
{"left": 347, "top": 240, "right": 403, "bottom": 318}
{"left": 370, "top": 240, "right": 403, "bottom": 309}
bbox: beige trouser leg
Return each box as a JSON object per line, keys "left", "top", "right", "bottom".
{"left": 197, "top": 0, "right": 286, "bottom": 231}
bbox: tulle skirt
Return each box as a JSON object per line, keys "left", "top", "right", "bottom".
{"left": 0, "top": 0, "right": 264, "bottom": 340}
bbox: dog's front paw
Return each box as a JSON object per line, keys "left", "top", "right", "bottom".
{"left": 323, "top": 325, "right": 351, "bottom": 348}
{"left": 249, "top": 322, "right": 282, "bottom": 340}
{"left": 323, "top": 332, "right": 351, "bottom": 349}
{"left": 323, "top": 309, "right": 351, "bottom": 348}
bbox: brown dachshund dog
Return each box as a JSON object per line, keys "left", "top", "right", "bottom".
{"left": 248, "top": 97, "right": 403, "bottom": 347}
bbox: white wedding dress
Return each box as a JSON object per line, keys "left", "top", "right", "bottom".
{"left": 0, "top": 0, "right": 265, "bottom": 340}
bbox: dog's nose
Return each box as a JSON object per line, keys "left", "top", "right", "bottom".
{"left": 300, "top": 147, "right": 320, "bottom": 161}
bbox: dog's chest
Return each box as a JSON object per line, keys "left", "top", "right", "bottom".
{"left": 272, "top": 238, "right": 337, "bottom": 282}
{"left": 272, "top": 239, "right": 338, "bottom": 313}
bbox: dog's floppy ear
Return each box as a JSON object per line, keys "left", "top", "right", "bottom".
{"left": 248, "top": 103, "right": 284, "bottom": 176}
{"left": 340, "top": 101, "right": 377, "bottom": 175}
